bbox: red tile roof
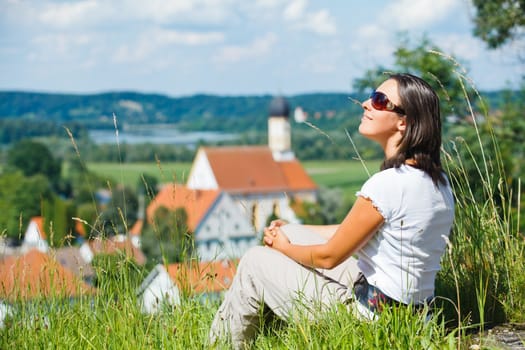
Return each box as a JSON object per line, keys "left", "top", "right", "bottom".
{"left": 167, "top": 260, "right": 237, "bottom": 294}
{"left": 277, "top": 159, "right": 318, "bottom": 191}
{"left": 146, "top": 185, "right": 220, "bottom": 231}
{"left": 201, "top": 146, "right": 317, "bottom": 194}
{"left": 0, "top": 249, "right": 93, "bottom": 300}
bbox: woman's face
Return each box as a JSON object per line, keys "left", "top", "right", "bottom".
{"left": 359, "top": 79, "right": 406, "bottom": 145}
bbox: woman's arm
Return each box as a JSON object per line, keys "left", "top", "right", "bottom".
{"left": 266, "top": 220, "right": 339, "bottom": 240}
{"left": 301, "top": 224, "right": 340, "bottom": 240}
{"left": 264, "top": 196, "right": 384, "bottom": 269}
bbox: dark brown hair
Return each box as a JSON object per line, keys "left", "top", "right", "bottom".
{"left": 381, "top": 73, "right": 446, "bottom": 186}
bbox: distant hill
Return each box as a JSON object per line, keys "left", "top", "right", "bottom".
{"left": 0, "top": 91, "right": 363, "bottom": 132}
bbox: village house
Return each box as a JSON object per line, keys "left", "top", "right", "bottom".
{"left": 144, "top": 96, "right": 318, "bottom": 262}
{"left": 186, "top": 96, "right": 318, "bottom": 233}
{"left": 20, "top": 216, "right": 49, "bottom": 254}
{"left": 146, "top": 185, "right": 255, "bottom": 261}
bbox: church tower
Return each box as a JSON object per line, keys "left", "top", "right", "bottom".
{"left": 268, "top": 96, "right": 294, "bottom": 161}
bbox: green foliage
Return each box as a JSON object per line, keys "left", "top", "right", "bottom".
{"left": 92, "top": 253, "right": 147, "bottom": 297}
{"left": 137, "top": 173, "right": 159, "bottom": 202}
{"left": 295, "top": 186, "right": 350, "bottom": 225}
{"left": 0, "top": 91, "right": 360, "bottom": 133}
{"left": 93, "top": 185, "right": 138, "bottom": 238}
{"left": 141, "top": 207, "right": 194, "bottom": 267}
{"left": 0, "top": 118, "right": 87, "bottom": 145}
{"left": 0, "top": 172, "right": 52, "bottom": 240}
{"left": 394, "top": 35, "right": 475, "bottom": 118}
{"left": 471, "top": 0, "right": 525, "bottom": 49}
{"left": 6, "top": 140, "right": 61, "bottom": 188}
{"left": 435, "top": 83, "right": 525, "bottom": 326}
{"left": 436, "top": 139, "right": 522, "bottom": 325}
{"left": 0, "top": 293, "right": 461, "bottom": 349}
{"left": 492, "top": 84, "right": 525, "bottom": 180}
{"left": 41, "top": 197, "right": 76, "bottom": 247}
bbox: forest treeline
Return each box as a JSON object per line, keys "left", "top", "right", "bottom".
{"left": 0, "top": 91, "right": 362, "bottom": 132}
{"left": 0, "top": 89, "right": 516, "bottom": 164}
{"left": 0, "top": 89, "right": 511, "bottom": 137}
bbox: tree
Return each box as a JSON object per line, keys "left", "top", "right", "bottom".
{"left": 471, "top": 0, "right": 525, "bottom": 49}
{"left": 137, "top": 173, "right": 159, "bottom": 202}
{"left": 141, "top": 207, "right": 194, "bottom": 266}
{"left": 6, "top": 139, "right": 62, "bottom": 190}
{"left": 95, "top": 185, "right": 138, "bottom": 238}
{"left": 293, "top": 187, "right": 349, "bottom": 225}
{"left": 0, "top": 172, "right": 53, "bottom": 240}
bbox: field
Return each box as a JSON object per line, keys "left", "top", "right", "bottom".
{"left": 87, "top": 159, "right": 383, "bottom": 200}
{"left": 5, "top": 152, "right": 522, "bottom": 349}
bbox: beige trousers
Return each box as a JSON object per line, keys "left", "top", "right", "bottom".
{"left": 208, "top": 224, "right": 362, "bottom": 349}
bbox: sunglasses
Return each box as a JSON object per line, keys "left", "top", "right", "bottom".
{"left": 370, "top": 90, "right": 405, "bottom": 115}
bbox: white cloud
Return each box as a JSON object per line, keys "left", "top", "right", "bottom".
{"left": 254, "top": 0, "right": 283, "bottom": 9}
{"left": 383, "top": 0, "right": 461, "bottom": 31}
{"left": 113, "top": 28, "right": 225, "bottom": 63}
{"left": 38, "top": 1, "right": 102, "bottom": 27}
{"left": 435, "top": 34, "right": 483, "bottom": 61}
{"left": 122, "top": 0, "right": 233, "bottom": 24}
{"left": 17, "top": 0, "right": 234, "bottom": 30}
{"left": 351, "top": 24, "right": 393, "bottom": 59}
{"left": 213, "top": 32, "right": 277, "bottom": 64}
{"left": 154, "top": 29, "right": 225, "bottom": 46}
{"left": 283, "top": 0, "right": 307, "bottom": 21}
{"left": 301, "top": 43, "right": 342, "bottom": 73}
{"left": 29, "top": 33, "right": 94, "bottom": 60}
{"left": 283, "top": 0, "right": 337, "bottom": 36}
{"left": 306, "top": 9, "right": 336, "bottom": 35}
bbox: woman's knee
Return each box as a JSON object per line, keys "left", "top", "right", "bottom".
{"left": 238, "top": 246, "right": 284, "bottom": 274}
{"left": 239, "top": 246, "right": 271, "bottom": 268}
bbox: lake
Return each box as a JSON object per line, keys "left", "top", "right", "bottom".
{"left": 88, "top": 124, "right": 237, "bottom": 146}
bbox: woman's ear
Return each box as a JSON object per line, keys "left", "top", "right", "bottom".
{"left": 397, "top": 115, "right": 407, "bottom": 132}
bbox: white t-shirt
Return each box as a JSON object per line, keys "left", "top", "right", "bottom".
{"left": 355, "top": 165, "right": 455, "bottom": 305}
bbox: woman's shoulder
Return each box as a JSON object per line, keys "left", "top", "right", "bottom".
{"left": 368, "top": 164, "right": 417, "bottom": 180}
{"left": 363, "top": 165, "right": 431, "bottom": 192}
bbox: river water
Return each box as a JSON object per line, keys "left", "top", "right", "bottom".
{"left": 88, "top": 124, "right": 237, "bottom": 146}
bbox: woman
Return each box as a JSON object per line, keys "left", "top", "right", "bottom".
{"left": 209, "top": 73, "right": 455, "bottom": 349}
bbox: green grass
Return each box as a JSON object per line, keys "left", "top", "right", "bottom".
{"left": 86, "top": 159, "right": 382, "bottom": 200}
{"left": 2, "top": 290, "right": 459, "bottom": 349}
{"left": 5, "top": 82, "right": 525, "bottom": 348}
{"left": 304, "top": 159, "right": 382, "bottom": 199}
{"left": 86, "top": 161, "right": 193, "bottom": 187}
{"left": 4, "top": 152, "right": 524, "bottom": 349}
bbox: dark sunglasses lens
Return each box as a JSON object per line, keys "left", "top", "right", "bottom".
{"left": 371, "top": 91, "right": 388, "bottom": 110}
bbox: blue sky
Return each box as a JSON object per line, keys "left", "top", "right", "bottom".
{"left": 1, "top": 0, "right": 523, "bottom": 96}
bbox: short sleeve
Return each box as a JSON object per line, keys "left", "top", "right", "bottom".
{"left": 355, "top": 170, "right": 398, "bottom": 220}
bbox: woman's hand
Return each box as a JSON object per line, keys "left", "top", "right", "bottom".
{"left": 267, "top": 219, "right": 288, "bottom": 231}
{"left": 263, "top": 224, "right": 290, "bottom": 251}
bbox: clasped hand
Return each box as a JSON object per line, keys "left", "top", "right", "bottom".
{"left": 263, "top": 219, "right": 290, "bottom": 250}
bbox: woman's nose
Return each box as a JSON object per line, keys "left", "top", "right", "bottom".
{"left": 362, "top": 99, "right": 371, "bottom": 111}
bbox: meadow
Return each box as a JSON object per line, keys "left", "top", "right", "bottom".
{"left": 86, "top": 159, "right": 383, "bottom": 201}
{"left": 3, "top": 143, "right": 524, "bottom": 348}
{"left": 3, "top": 111, "right": 525, "bottom": 348}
